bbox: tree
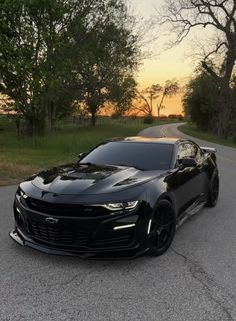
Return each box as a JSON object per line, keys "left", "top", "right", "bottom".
{"left": 157, "top": 80, "right": 179, "bottom": 118}
{"left": 183, "top": 70, "right": 219, "bottom": 130}
{"left": 159, "top": 0, "right": 236, "bottom": 138}
{"left": 110, "top": 75, "right": 137, "bottom": 117}
{"left": 0, "top": 0, "right": 95, "bottom": 135}
{"left": 135, "top": 84, "right": 162, "bottom": 116}
{"left": 0, "top": 0, "right": 140, "bottom": 133}
{"left": 184, "top": 69, "right": 236, "bottom": 135}
{"left": 134, "top": 81, "right": 179, "bottom": 117}
{"left": 77, "top": 0, "right": 140, "bottom": 126}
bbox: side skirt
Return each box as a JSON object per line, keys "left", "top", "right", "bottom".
{"left": 176, "top": 197, "right": 206, "bottom": 229}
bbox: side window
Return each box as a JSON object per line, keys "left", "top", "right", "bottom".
{"left": 177, "top": 144, "right": 187, "bottom": 161}
{"left": 177, "top": 143, "right": 193, "bottom": 160}
{"left": 186, "top": 143, "right": 196, "bottom": 158}
{"left": 192, "top": 143, "right": 202, "bottom": 163}
{"left": 177, "top": 142, "right": 202, "bottom": 164}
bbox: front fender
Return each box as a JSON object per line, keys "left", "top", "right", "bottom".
{"left": 144, "top": 179, "right": 177, "bottom": 217}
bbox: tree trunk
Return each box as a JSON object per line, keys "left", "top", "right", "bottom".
{"left": 91, "top": 112, "right": 96, "bottom": 127}
{"left": 15, "top": 117, "right": 21, "bottom": 136}
{"left": 216, "top": 85, "right": 233, "bottom": 138}
{"left": 26, "top": 117, "right": 34, "bottom": 136}
{"left": 217, "top": 108, "right": 231, "bottom": 138}
{"left": 25, "top": 113, "right": 45, "bottom": 136}
{"left": 48, "top": 101, "right": 56, "bottom": 131}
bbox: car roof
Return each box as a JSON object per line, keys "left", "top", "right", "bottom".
{"left": 107, "top": 136, "right": 184, "bottom": 145}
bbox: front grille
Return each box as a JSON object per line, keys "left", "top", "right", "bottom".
{"left": 25, "top": 197, "right": 109, "bottom": 217}
{"left": 29, "top": 220, "right": 88, "bottom": 246}
{"left": 27, "top": 220, "right": 134, "bottom": 249}
{"left": 91, "top": 235, "right": 132, "bottom": 248}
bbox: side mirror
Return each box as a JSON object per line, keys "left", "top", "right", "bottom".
{"left": 180, "top": 158, "right": 197, "bottom": 168}
{"left": 78, "top": 152, "right": 87, "bottom": 160}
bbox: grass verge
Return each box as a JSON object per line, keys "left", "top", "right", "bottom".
{"left": 178, "top": 123, "right": 236, "bottom": 149}
{"left": 0, "top": 117, "right": 176, "bottom": 186}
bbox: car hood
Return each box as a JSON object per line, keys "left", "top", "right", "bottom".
{"left": 30, "top": 163, "right": 166, "bottom": 195}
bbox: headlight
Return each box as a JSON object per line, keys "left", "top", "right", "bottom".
{"left": 16, "top": 188, "right": 28, "bottom": 199}
{"left": 100, "top": 201, "right": 139, "bottom": 211}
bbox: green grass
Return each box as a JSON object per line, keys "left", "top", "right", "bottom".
{"left": 0, "top": 116, "right": 176, "bottom": 185}
{"left": 179, "top": 123, "right": 236, "bottom": 148}
{"left": 0, "top": 114, "right": 15, "bottom": 131}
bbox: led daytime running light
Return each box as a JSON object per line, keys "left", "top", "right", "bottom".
{"left": 101, "top": 201, "right": 138, "bottom": 211}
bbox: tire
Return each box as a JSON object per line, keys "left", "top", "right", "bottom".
{"left": 206, "top": 171, "right": 219, "bottom": 207}
{"left": 148, "top": 200, "right": 176, "bottom": 257}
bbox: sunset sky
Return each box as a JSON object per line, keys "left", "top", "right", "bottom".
{"left": 130, "top": 0, "right": 195, "bottom": 115}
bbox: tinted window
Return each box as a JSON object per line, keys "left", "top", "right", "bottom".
{"left": 177, "top": 142, "right": 201, "bottom": 161}
{"left": 81, "top": 142, "right": 174, "bottom": 170}
{"left": 192, "top": 143, "right": 202, "bottom": 163}
{"left": 177, "top": 143, "right": 195, "bottom": 159}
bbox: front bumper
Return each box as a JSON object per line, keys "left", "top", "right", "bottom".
{"left": 10, "top": 228, "right": 147, "bottom": 259}
{"left": 10, "top": 195, "right": 150, "bottom": 259}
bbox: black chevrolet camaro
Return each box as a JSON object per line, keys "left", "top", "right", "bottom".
{"left": 10, "top": 137, "right": 219, "bottom": 258}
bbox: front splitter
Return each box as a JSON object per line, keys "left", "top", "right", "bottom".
{"left": 9, "top": 228, "right": 148, "bottom": 259}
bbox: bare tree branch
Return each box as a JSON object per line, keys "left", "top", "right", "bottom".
{"left": 203, "top": 41, "right": 228, "bottom": 61}
{"left": 158, "top": 0, "right": 236, "bottom": 84}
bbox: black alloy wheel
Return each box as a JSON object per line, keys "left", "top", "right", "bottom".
{"left": 206, "top": 172, "right": 219, "bottom": 207}
{"left": 148, "top": 200, "right": 176, "bottom": 256}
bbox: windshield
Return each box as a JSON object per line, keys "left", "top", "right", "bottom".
{"left": 80, "top": 141, "right": 174, "bottom": 170}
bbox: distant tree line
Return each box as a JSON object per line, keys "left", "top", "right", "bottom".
{"left": 0, "top": 0, "right": 140, "bottom": 135}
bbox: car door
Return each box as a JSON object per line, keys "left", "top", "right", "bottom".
{"left": 165, "top": 141, "right": 207, "bottom": 215}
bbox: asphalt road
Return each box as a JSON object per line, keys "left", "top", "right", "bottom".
{"left": 1, "top": 123, "right": 236, "bottom": 321}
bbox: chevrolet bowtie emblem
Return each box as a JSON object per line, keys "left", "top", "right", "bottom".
{"left": 45, "top": 217, "right": 59, "bottom": 225}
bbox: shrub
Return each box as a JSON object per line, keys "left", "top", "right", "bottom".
{"left": 111, "top": 112, "right": 121, "bottom": 119}
{"left": 159, "top": 115, "right": 168, "bottom": 120}
{"left": 143, "top": 115, "right": 154, "bottom": 124}
{"left": 177, "top": 114, "right": 184, "bottom": 121}
{"left": 168, "top": 114, "right": 178, "bottom": 119}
